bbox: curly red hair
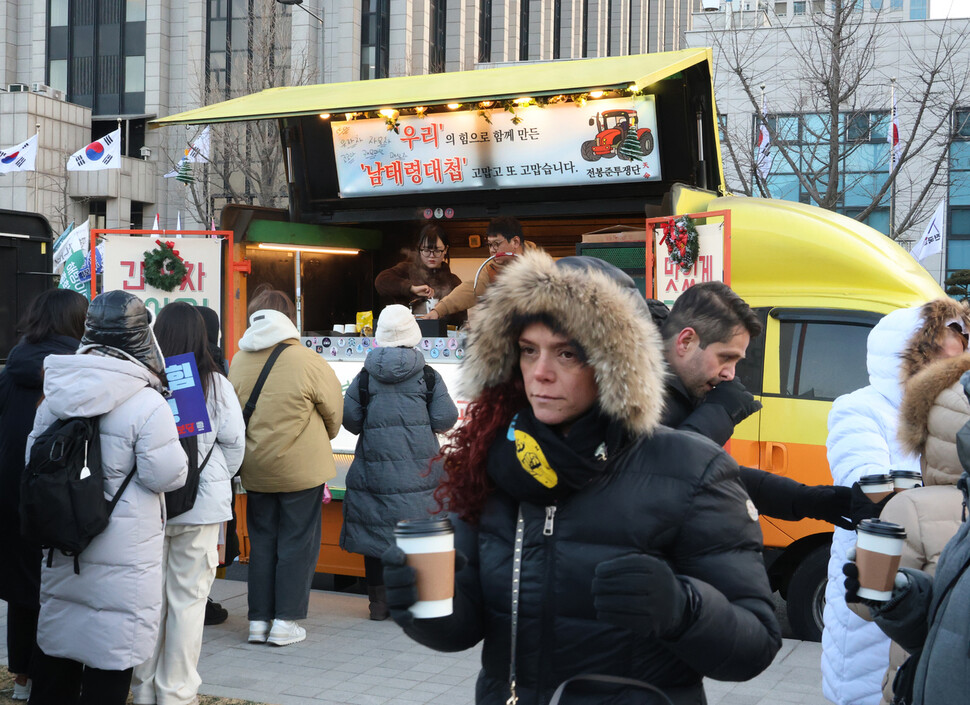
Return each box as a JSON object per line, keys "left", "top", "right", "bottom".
{"left": 434, "top": 379, "right": 527, "bottom": 524}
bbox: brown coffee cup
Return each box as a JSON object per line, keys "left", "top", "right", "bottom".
{"left": 889, "top": 469, "right": 922, "bottom": 492}
{"left": 858, "top": 473, "right": 894, "bottom": 503}
{"left": 394, "top": 518, "right": 455, "bottom": 618}
{"left": 855, "top": 518, "right": 906, "bottom": 602}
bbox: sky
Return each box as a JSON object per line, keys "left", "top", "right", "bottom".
{"left": 931, "top": 0, "right": 970, "bottom": 17}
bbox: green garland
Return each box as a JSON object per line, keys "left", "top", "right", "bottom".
{"left": 143, "top": 240, "right": 188, "bottom": 292}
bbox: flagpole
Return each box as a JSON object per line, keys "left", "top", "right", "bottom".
{"left": 759, "top": 84, "right": 766, "bottom": 196}
{"left": 117, "top": 117, "right": 122, "bottom": 228}
{"left": 890, "top": 77, "right": 896, "bottom": 241}
{"left": 33, "top": 122, "right": 40, "bottom": 213}
{"left": 941, "top": 194, "right": 948, "bottom": 284}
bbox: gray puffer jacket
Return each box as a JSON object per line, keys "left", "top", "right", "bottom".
{"left": 340, "top": 346, "right": 458, "bottom": 558}
{"left": 28, "top": 353, "right": 187, "bottom": 670}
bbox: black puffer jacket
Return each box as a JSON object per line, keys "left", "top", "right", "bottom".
{"left": 0, "top": 334, "right": 80, "bottom": 606}
{"left": 662, "top": 377, "right": 805, "bottom": 521}
{"left": 404, "top": 421, "right": 781, "bottom": 705}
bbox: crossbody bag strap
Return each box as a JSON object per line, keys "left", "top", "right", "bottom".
{"left": 507, "top": 506, "right": 525, "bottom": 705}
{"left": 548, "top": 675, "right": 675, "bottom": 705}
{"left": 243, "top": 343, "right": 290, "bottom": 427}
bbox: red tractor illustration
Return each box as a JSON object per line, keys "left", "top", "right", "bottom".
{"left": 581, "top": 109, "right": 654, "bottom": 162}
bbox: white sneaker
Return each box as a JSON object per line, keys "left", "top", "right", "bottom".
{"left": 248, "top": 620, "right": 271, "bottom": 643}
{"left": 12, "top": 679, "right": 31, "bottom": 700}
{"left": 267, "top": 619, "right": 306, "bottom": 646}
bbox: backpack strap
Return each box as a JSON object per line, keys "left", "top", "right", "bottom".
{"left": 422, "top": 365, "right": 436, "bottom": 405}
{"left": 243, "top": 343, "right": 290, "bottom": 427}
{"left": 358, "top": 368, "right": 370, "bottom": 409}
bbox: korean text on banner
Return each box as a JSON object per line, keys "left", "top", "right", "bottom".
{"left": 909, "top": 200, "right": 945, "bottom": 263}
{"left": 100, "top": 234, "right": 222, "bottom": 320}
{"left": 165, "top": 352, "right": 212, "bottom": 438}
{"left": 332, "top": 96, "right": 662, "bottom": 197}
{"left": 654, "top": 223, "right": 725, "bottom": 307}
{"left": 52, "top": 220, "right": 90, "bottom": 275}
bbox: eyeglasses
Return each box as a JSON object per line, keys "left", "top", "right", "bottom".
{"left": 420, "top": 247, "right": 446, "bottom": 256}
{"left": 486, "top": 238, "right": 508, "bottom": 252}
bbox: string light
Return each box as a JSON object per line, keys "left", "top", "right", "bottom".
{"left": 319, "top": 113, "right": 331, "bottom": 119}
{"left": 589, "top": 90, "right": 605, "bottom": 99}
{"left": 447, "top": 103, "right": 461, "bottom": 110}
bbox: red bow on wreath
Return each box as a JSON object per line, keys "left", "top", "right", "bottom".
{"left": 659, "top": 216, "right": 699, "bottom": 274}
{"left": 156, "top": 239, "right": 185, "bottom": 263}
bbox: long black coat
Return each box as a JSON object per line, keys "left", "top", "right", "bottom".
{"left": 0, "top": 335, "right": 79, "bottom": 606}
{"left": 662, "top": 377, "right": 804, "bottom": 521}
{"left": 403, "top": 422, "right": 781, "bottom": 705}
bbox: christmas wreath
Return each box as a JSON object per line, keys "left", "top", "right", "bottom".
{"left": 143, "top": 240, "right": 187, "bottom": 292}
{"left": 659, "top": 215, "right": 699, "bottom": 273}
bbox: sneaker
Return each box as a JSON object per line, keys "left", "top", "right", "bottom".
{"left": 267, "top": 619, "right": 306, "bottom": 646}
{"left": 12, "top": 679, "right": 31, "bottom": 700}
{"left": 205, "top": 598, "right": 229, "bottom": 625}
{"left": 248, "top": 620, "right": 271, "bottom": 643}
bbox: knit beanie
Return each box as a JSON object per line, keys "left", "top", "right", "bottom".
{"left": 376, "top": 304, "right": 421, "bottom": 348}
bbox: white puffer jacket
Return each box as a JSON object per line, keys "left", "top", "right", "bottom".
{"left": 28, "top": 353, "right": 187, "bottom": 670}
{"left": 167, "top": 373, "right": 245, "bottom": 526}
{"left": 822, "top": 307, "right": 923, "bottom": 705}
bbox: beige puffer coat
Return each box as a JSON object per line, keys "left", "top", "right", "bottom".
{"left": 874, "top": 352, "right": 970, "bottom": 705}
{"left": 229, "top": 310, "right": 343, "bottom": 493}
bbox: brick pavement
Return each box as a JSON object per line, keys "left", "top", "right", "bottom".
{"left": 0, "top": 578, "right": 832, "bottom": 705}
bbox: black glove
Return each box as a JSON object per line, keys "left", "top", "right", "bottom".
{"left": 843, "top": 548, "right": 909, "bottom": 610}
{"left": 592, "top": 554, "right": 695, "bottom": 640}
{"left": 848, "top": 482, "right": 893, "bottom": 527}
{"left": 381, "top": 545, "right": 466, "bottom": 628}
{"left": 704, "top": 379, "right": 762, "bottom": 424}
{"left": 843, "top": 560, "right": 863, "bottom": 604}
{"left": 791, "top": 484, "right": 854, "bottom": 530}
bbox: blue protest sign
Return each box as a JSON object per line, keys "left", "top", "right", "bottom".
{"left": 164, "top": 352, "right": 212, "bottom": 438}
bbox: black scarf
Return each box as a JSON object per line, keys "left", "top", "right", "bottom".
{"left": 487, "top": 405, "right": 623, "bottom": 505}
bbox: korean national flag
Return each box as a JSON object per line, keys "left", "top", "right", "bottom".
{"left": 67, "top": 128, "right": 122, "bottom": 171}
{"left": 0, "top": 134, "right": 38, "bottom": 174}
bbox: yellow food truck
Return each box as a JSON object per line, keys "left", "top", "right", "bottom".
{"left": 154, "top": 48, "right": 942, "bottom": 640}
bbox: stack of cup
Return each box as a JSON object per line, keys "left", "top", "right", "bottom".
{"left": 858, "top": 474, "right": 894, "bottom": 502}
{"left": 889, "top": 469, "right": 922, "bottom": 492}
{"left": 394, "top": 518, "right": 455, "bottom": 618}
{"left": 855, "top": 518, "right": 907, "bottom": 602}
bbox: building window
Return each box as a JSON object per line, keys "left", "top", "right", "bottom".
{"left": 479, "top": 0, "right": 492, "bottom": 62}
{"left": 360, "top": 0, "right": 390, "bottom": 79}
{"left": 718, "top": 113, "right": 728, "bottom": 143}
{"left": 519, "top": 0, "right": 530, "bottom": 61}
{"left": 582, "top": 0, "right": 589, "bottom": 57}
{"left": 430, "top": 0, "right": 446, "bottom": 73}
{"left": 46, "top": 0, "right": 145, "bottom": 115}
{"left": 793, "top": 0, "right": 806, "bottom": 13}
{"left": 553, "top": 0, "right": 561, "bottom": 59}
{"left": 774, "top": 2, "right": 787, "bottom": 15}
{"left": 947, "top": 112, "right": 970, "bottom": 278}
{"left": 909, "top": 0, "right": 927, "bottom": 19}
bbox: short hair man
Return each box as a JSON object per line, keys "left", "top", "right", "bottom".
{"left": 425, "top": 217, "right": 535, "bottom": 321}
{"left": 659, "top": 282, "right": 852, "bottom": 528}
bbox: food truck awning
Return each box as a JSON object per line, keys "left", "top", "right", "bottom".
{"left": 151, "top": 49, "right": 713, "bottom": 127}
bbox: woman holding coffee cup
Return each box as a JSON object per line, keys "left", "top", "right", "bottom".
{"left": 823, "top": 299, "right": 970, "bottom": 705}
{"left": 847, "top": 342, "right": 970, "bottom": 705}
{"left": 382, "top": 252, "right": 781, "bottom": 705}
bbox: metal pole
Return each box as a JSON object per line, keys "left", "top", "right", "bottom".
{"left": 889, "top": 78, "right": 896, "bottom": 241}
{"left": 295, "top": 249, "right": 303, "bottom": 334}
{"left": 33, "top": 122, "right": 40, "bottom": 213}
{"left": 117, "top": 117, "right": 123, "bottom": 227}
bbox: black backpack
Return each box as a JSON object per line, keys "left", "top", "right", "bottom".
{"left": 165, "top": 434, "right": 215, "bottom": 519}
{"left": 358, "top": 365, "right": 436, "bottom": 415}
{"left": 21, "top": 415, "right": 137, "bottom": 574}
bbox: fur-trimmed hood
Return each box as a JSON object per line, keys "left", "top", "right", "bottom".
{"left": 898, "top": 352, "right": 970, "bottom": 487}
{"left": 899, "top": 298, "right": 970, "bottom": 381}
{"left": 458, "top": 250, "right": 665, "bottom": 436}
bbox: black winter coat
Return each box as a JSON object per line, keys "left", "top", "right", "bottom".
{"left": 0, "top": 335, "right": 80, "bottom": 606}
{"left": 662, "top": 377, "right": 805, "bottom": 521}
{"left": 403, "top": 422, "right": 781, "bottom": 705}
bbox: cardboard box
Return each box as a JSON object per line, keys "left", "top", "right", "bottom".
{"left": 581, "top": 224, "right": 647, "bottom": 244}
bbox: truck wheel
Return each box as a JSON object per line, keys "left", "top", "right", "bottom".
{"left": 786, "top": 545, "right": 829, "bottom": 642}
{"left": 640, "top": 131, "right": 655, "bottom": 156}
{"left": 581, "top": 140, "right": 599, "bottom": 162}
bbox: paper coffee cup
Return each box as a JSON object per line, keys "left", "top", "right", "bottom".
{"left": 855, "top": 518, "right": 906, "bottom": 602}
{"left": 859, "top": 473, "right": 894, "bottom": 502}
{"left": 394, "top": 518, "right": 455, "bottom": 618}
{"left": 889, "top": 469, "right": 922, "bottom": 492}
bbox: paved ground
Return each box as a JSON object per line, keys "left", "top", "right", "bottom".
{"left": 0, "top": 578, "right": 832, "bottom": 705}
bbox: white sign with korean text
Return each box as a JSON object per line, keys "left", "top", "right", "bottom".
{"left": 101, "top": 235, "right": 222, "bottom": 320}
{"left": 332, "top": 96, "right": 662, "bottom": 196}
{"left": 654, "top": 223, "right": 725, "bottom": 307}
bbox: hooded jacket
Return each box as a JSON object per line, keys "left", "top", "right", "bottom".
{"left": 339, "top": 345, "right": 458, "bottom": 558}
{"left": 401, "top": 251, "right": 781, "bottom": 705}
{"left": 229, "top": 309, "right": 343, "bottom": 493}
{"left": 28, "top": 352, "right": 187, "bottom": 671}
{"left": 822, "top": 298, "right": 969, "bottom": 705}
{"left": 862, "top": 353, "right": 970, "bottom": 705}
{"left": 0, "top": 334, "right": 80, "bottom": 607}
